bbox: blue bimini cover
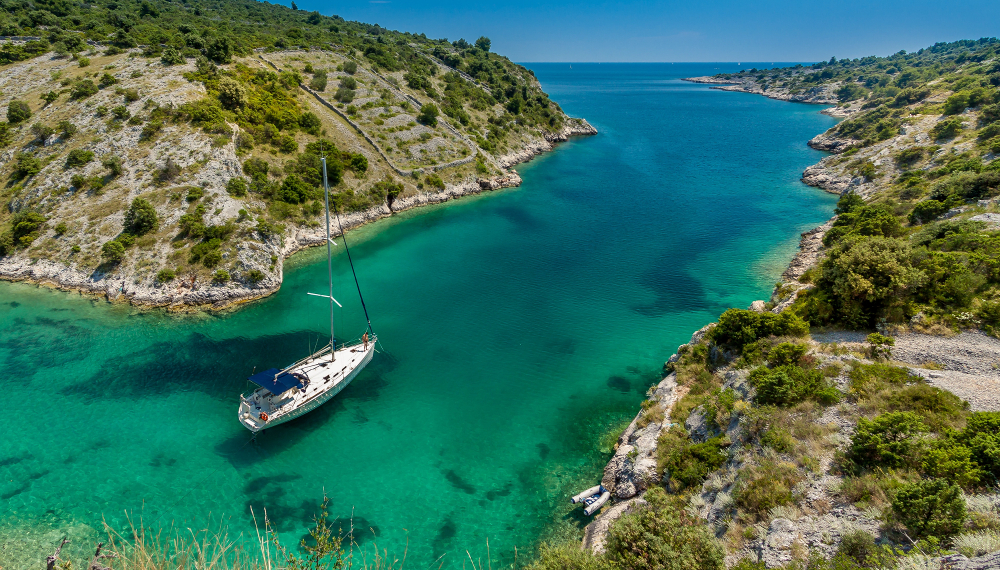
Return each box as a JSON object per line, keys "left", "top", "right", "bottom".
{"left": 248, "top": 368, "right": 305, "bottom": 395}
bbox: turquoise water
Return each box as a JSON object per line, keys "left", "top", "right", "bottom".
{"left": 0, "top": 63, "right": 837, "bottom": 567}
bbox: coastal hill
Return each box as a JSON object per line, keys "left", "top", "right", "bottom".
{"left": 528, "top": 38, "right": 1000, "bottom": 570}
{"left": 0, "top": 0, "right": 594, "bottom": 309}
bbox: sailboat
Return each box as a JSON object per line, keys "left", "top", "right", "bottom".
{"left": 238, "top": 158, "right": 376, "bottom": 433}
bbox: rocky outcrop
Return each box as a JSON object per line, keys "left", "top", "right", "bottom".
{"left": 801, "top": 165, "right": 855, "bottom": 195}
{"left": 755, "top": 514, "right": 880, "bottom": 568}
{"left": 781, "top": 222, "right": 832, "bottom": 282}
{"left": 600, "top": 373, "right": 678, "bottom": 499}
{"left": 807, "top": 133, "right": 860, "bottom": 153}
{"left": 496, "top": 119, "right": 597, "bottom": 168}
{"left": 581, "top": 496, "right": 647, "bottom": 554}
{"left": 682, "top": 76, "right": 838, "bottom": 105}
{"left": 0, "top": 170, "right": 526, "bottom": 311}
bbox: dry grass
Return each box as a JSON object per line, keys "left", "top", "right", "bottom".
{"left": 85, "top": 509, "right": 417, "bottom": 570}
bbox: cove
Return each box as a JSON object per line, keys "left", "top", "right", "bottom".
{"left": 0, "top": 63, "right": 837, "bottom": 568}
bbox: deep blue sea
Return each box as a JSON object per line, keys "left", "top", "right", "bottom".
{"left": 0, "top": 63, "right": 837, "bottom": 567}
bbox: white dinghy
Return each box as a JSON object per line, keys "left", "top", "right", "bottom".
{"left": 238, "top": 157, "right": 376, "bottom": 433}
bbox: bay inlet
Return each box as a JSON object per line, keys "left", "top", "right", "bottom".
{"left": 0, "top": 62, "right": 837, "bottom": 568}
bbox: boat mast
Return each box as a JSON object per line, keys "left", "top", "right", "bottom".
{"left": 322, "top": 158, "right": 335, "bottom": 358}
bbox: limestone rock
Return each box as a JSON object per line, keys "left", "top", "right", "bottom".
{"left": 807, "top": 133, "right": 861, "bottom": 153}
{"left": 801, "top": 165, "right": 854, "bottom": 194}
{"left": 600, "top": 373, "right": 678, "bottom": 499}
{"left": 749, "top": 300, "right": 767, "bottom": 312}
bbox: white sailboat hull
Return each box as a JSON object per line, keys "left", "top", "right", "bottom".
{"left": 238, "top": 338, "right": 375, "bottom": 433}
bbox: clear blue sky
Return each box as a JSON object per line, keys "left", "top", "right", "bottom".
{"left": 290, "top": 0, "right": 999, "bottom": 62}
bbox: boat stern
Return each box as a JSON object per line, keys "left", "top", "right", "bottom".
{"left": 238, "top": 396, "right": 266, "bottom": 433}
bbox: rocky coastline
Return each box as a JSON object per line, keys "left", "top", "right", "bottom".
{"left": 682, "top": 76, "right": 854, "bottom": 118}
{"left": 581, "top": 72, "right": 1000, "bottom": 567}
{"left": 0, "top": 125, "right": 595, "bottom": 311}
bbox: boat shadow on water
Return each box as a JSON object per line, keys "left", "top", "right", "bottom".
{"left": 214, "top": 350, "right": 399, "bottom": 467}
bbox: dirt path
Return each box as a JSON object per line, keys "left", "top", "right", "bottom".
{"left": 813, "top": 330, "right": 1000, "bottom": 411}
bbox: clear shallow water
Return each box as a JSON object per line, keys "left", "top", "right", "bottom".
{"left": 0, "top": 63, "right": 837, "bottom": 567}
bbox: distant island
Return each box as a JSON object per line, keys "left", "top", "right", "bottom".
{"left": 0, "top": 2, "right": 594, "bottom": 311}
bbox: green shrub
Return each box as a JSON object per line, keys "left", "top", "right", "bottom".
{"left": 425, "top": 173, "right": 445, "bottom": 190}
{"left": 896, "top": 147, "right": 925, "bottom": 167}
{"left": 31, "top": 122, "right": 55, "bottom": 142}
{"left": 58, "top": 120, "right": 77, "bottom": 139}
{"left": 909, "top": 200, "right": 950, "bottom": 224}
{"left": 7, "top": 99, "right": 31, "bottom": 124}
{"left": 890, "top": 478, "right": 966, "bottom": 541}
{"left": 807, "top": 236, "right": 922, "bottom": 328}
{"left": 343, "top": 61, "right": 357, "bottom": 75}
{"left": 70, "top": 79, "right": 98, "bottom": 100}
{"left": 843, "top": 411, "right": 927, "bottom": 473}
{"left": 185, "top": 187, "right": 204, "bottom": 202}
{"left": 334, "top": 87, "right": 354, "bottom": 103}
{"left": 5, "top": 211, "right": 46, "bottom": 250}
{"left": 734, "top": 460, "right": 801, "bottom": 521}
{"left": 245, "top": 269, "right": 265, "bottom": 283}
{"left": 656, "top": 427, "right": 727, "bottom": 491}
{"left": 13, "top": 152, "right": 42, "bottom": 179}
{"left": 212, "top": 269, "right": 230, "bottom": 283}
{"left": 749, "top": 364, "right": 840, "bottom": 407}
{"left": 953, "top": 412, "right": 1000, "bottom": 484}
{"left": 417, "top": 103, "right": 439, "bottom": 126}
{"left": 156, "top": 268, "right": 176, "bottom": 283}
{"left": 823, "top": 205, "right": 903, "bottom": 246}
{"left": 101, "top": 240, "right": 126, "bottom": 263}
{"left": 103, "top": 156, "right": 124, "bottom": 178}
{"left": 65, "top": 148, "right": 94, "bottom": 168}
{"left": 243, "top": 157, "right": 269, "bottom": 181}
{"left": 218, "top": 76, "right": 248, "bottom": 109}
{"left": 709, "top": 309, "right": 809, "bottom": 351}
{"left": 882, "top": 383, "right": 968, "bottom": 431}
{"left": 77, "top": 56, "right": 90, "bottom": 67}
{"left": 54, "top": 223, "right": 68, "bottom": 235}
{"left": 767, "top": 342, "right": 808, "bottom": 367}
{"left": 837, "top": 83, "right": 868, "bottom": 102}
{"left": 837, "top": 529, "right": 879, "bottom": 567}
{"left": 944, "top": 92, "right": 970, "bottom": 115}
{"left": 299, "top": 111, "right": 322, "bottom": 136}
{"left": 866, "top": 332, "right": 894, "bottom": 360}
{"left": 202, "top": 250, "right": 222, "bottom": 268}
{"left": 604, "top": 487, "right": 724, "bottom": 570}
{"left": 309, "top": 71, "right": 328, "bottom": 92}
{"left": 922, "top": 440, "right": 982, "bottom": 489}
{"left": 111, "top": 105, "right": 130, "bottom": 121}
{"left": 527, "top": 543, "right": 606, "bottom": 570}
{"left": 931, "top": 118, "right": 963, "bottom": 140}
{"left": 161, "top": 46, "right": 184, "bottom": 65}
{"left": 226, "top": 178, "right": 248, "bottom": 197}
{"left": 124, "top": 198, "right": 159, "bottom": 235}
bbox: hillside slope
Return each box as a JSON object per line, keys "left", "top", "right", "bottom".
{"left": 0, "top": 2, "right": 595, "bottom": 309}
{"left": 527, "top": 39, "right": 1000, "bottom": 570}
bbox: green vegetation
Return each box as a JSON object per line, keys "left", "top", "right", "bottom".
{"left": 530, "top": 488, "right": 724, "bottom": 570}
{"left": 748, "top": 364, "right": 839, "bottom": 407}
{"left": 124, "top": 198, "right": 159, "bottom": 235}
{"left": 101, "top": 239, "right": 125, "bottom": 263}
{"left": 65, "top": 148, "right": 94, "bottom": 168}
{"left": 6, "top": 99, "right": 31, "bottom": 124}
{"left": 890, "top": 478, "right": 966, "bottom": 541}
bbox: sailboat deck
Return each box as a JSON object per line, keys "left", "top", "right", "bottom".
{"left": 239, "top": 340, "right": 374, "bottom": 432}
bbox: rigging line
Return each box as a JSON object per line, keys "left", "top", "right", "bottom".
{"left": 334, "top": 206, "right": 373, "bottom": 336}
